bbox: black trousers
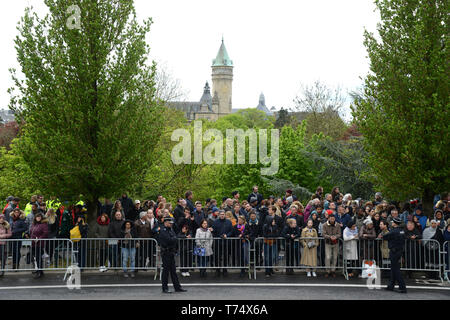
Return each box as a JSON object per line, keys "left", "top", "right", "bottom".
{"left": 213, "top": 239, "right": 228, "bottom": 271}
{"left": 161, "top": 251, "right": 181, "bottom": 291}
{"left": 388, "top": 249, "right": 406, "bottom": 290}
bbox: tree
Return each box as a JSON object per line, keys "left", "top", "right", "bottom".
{"left": 154, "top": 61, "right": 188, "bottom": 103}
{"left": 302, "top": 134, "right": 374, "bottom": 200}
{"left": 352, "top": 0, "right": 449, "bottom": 214}
{"left": 293, "top": 81, "right": 348, "bottom": 140}
{"left": 274, "top": 108, "right": 292, "bottom": 129}
{"left": 9, "top": 0, "right": 163, "bottom": 221}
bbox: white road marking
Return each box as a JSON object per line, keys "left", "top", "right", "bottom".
{"left": 0, "top": 283, "right": 448, "bottom": 291}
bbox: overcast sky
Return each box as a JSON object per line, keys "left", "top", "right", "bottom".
{"left": 0, "top": 0, "right": 380, "bottom": 119}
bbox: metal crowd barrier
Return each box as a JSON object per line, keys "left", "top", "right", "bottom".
{"left": 444, "top": 241, "right": 449, "bottom": 282}
{"left": 71, "top": 238, "right": 159, "bottom": 279}
{"left": 0, "top": 237, "right": 447, "bottom": 283}
{"left": 342, "top": 238, "right": 443, "bottom": 281}
{"left": 0, "top": 238, "right": 73, "bottom": 272}
{"left": 159, "top": 237, "right": 252, "bottom": 280}
{"left": 252, "top": 237, "right": 345, "bottom": 279}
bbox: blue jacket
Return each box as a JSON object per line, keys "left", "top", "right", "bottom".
{"left": 336, "top": 213, "right": 351, "bottom": 232}
{"left": 11, "top": 217, "right": 28, "bottom": 239}
{"left": 414, "top": 214, "right": 428, "bottom": 231}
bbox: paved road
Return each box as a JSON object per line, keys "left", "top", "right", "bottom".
{"left": 0, "top": 271, "right": 448, "bottom": 300}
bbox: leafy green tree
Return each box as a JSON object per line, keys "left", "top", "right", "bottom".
{"left": 275, "top": 124, "right": 316, "bottom": 191}
{"left": 9, "top": 0, "right": 163, "bottom": 221}
{"left": 352, "top": 0, "right": 449, "bottom": 214}
{"left": 0, "top": 142, "right": 38, "bottom": 205}
{"left": 274, "top": 108, "right": 292, "bottom": 129}
{"left": 303, "top": 134, "right": 374, "bottom": 200}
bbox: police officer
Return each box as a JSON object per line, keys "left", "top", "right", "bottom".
{"left": 158, "top": 217, "right": 187, "bottom": 294}
{"left": 382, "top": 217, "right": 407, "bottom": 293}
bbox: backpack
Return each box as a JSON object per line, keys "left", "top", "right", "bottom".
{"left": 70, "top": 225, "right": 81, "bottom": 242}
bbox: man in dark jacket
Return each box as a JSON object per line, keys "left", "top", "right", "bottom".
{"left": 177, "top": 207, "right": 197, "bottom": 234}
{"left": 247, "top": 186, "right": 263, "bottom": 209}
{"left": 211, "top": 210, "right": 233, "bottom": 276}
{"left": 158, "top": 217, "right": 187, "bottom": 293}
{"left": 336, "top": 205, "right": 351, "bottom": 236}
{"left": 4, "top": 197, "right": 19, "bottom": 224}
{"left": 126, "top": 200, "right": 142, "bottom": 222}
{"left": 101, "top": 199, "right": 113, "bottom": 218}
{"left": 185, "top": 191, "right": 195, "bottom": 213}
{"left": 174, "top": 199, "right": 186, "bottom": 222}
{"left": 10, "top": 208, "right": 28, "bottom": 269}
{"left": 262, "top": 216, "right": 280, "bottom": 277}
{"left": 247, "top": 211, "right": 262, "bottom": 267}
{"left": 193, "top": 202, "right": 208, "bottom": 228}
{"left": 265, "top": 205, "right": 284, "bottom": 230}
{"left": 286, "top": 206, "right": 304, "bottom": 230}
{"left": 281, "top": 218, "right": 301, "bottom": 274}
{"left": 120, "top": 193, "right": 134, "bottom": 217}
{"left": 108, "top": 211, "right": 124, "bottom": 268}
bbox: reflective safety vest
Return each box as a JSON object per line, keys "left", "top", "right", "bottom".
{"left": 76, "top": 200, "right": 85, "bottom": 207}
{"left": 46, "top": 200, "right": 61, "bottom": 211}
{"left": 24, "top": 203, "right": 33, "bottom": 217}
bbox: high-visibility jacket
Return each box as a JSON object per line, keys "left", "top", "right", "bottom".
{"left": 24, "top": 203, "right": 33, "bottom": 217}
{"left": 46, "top": 200, "right": 61, "bottom": 211}
{"left": 76, "top": 200, "right": 85, "bottom": 207}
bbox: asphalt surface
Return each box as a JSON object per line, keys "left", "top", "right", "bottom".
{"left": 0, "top": 270, "right": 448, "bottom": 300}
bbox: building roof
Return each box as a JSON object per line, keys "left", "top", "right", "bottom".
{"left": 167, "top": 82, "right": 213, "bottom": 117}
{"left": 256, "top": 92, "right": 272, "bottom": 115}
{"left": 212, "top": 38, "right": 233, "bottom": 67}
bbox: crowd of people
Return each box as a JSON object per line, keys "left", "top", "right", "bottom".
{"left": 0, "top": 188, "right": 449, "bottom": 280}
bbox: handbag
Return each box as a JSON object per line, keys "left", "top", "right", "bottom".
{"left": 193, "top": 246, "right": 206, "bottom": 257}
{"left": 70, "top": 225, "right": 81, "bottom": 242}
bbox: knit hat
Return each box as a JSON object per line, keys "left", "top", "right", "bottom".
{"left": 364, "top": 218, "right": 373, "bottom": 225}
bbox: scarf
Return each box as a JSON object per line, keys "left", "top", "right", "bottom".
{"left": 237, "top": 223, "right": 245, "bottom": 235}
{"left": 124, "top": 228, "right": 132, "bottom": 245}
{"left": 248, "top": 218, "right": 258, "bottom": 226}
{"left": 422, "top": 226, "right": 437, "bottom": 240}
{"left": 345, "top": 226, "right": 358, "bottom": 238}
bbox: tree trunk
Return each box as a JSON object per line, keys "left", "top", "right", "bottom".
{"left": 86, "top": 198, "right": 99, "bottom": 226}
{"left": 422, "top": 189, "right": 434, "bottom": 219}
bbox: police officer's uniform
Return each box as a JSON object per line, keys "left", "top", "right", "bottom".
{"left": 382, "top": 217, "right": 407, "bottom": 293}
{"left": 158, "top": 218, "right": 187, "bottom": 294}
